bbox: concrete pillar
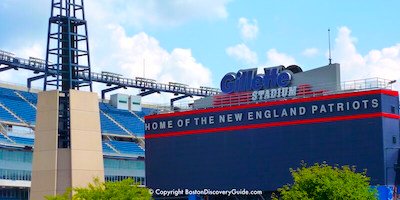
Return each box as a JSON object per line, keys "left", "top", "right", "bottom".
{"left": 30, "top": 90, "right": 104, "bottom": 200}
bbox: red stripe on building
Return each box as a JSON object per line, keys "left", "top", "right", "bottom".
{"left": 145, "top": 112, "right": 400, "bottom": 139}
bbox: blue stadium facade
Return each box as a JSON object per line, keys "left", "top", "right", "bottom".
{"left": 146, "top": 90, "right": 399, "bottom": 188}
{"left": 145, "top": 65, "right": 400, "bottom": 199}
{"left": 0, "top": 84, "right": 148, "bottom": 199}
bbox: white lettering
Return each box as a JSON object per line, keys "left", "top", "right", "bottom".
{"left": 177, "top": 119, "right": 184, "bottom": 127}
{"left": 159, "top": 121, "right": 166, "bottom": 129}
{"left": 234, "top": 113, "right": 243, "bottom": 121}
{"left": 185, "top": 118, "right": 190, "bottom": 126}
{"left": 311, "top": 105, "right": 318, "bottom": 113}
{"left": 227, "top": 114, "right": 233, "bottom": 122}
{"left": 372, "top": 99, "right": 379, "bottom": 108}
{"left": 251, "top": 91, "right": 258, "bottom": 101}
{"left": 209, "top": 116, "right": 215, "bottom": 124}
{"left": 299, "top": 107, "right": 306, "bottom": 115}
{"left": 248, "top": 112, "right": 254, "bottom": 120}
{"left": 219, "top": 115, "right": 225, "bottom": 123}
{"left": 352, "top": 101, "right": 360, "bottom": 110}
{"left": 145, "top": 123, "right": 151, "bottom": 131}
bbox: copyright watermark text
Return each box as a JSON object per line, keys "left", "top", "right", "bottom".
{"left": 149, "top": 188, "right": 262, "bottom": 196}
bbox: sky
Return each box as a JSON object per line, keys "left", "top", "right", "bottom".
{"left": 0, "top": 0, "right": 400, "bottom": 103}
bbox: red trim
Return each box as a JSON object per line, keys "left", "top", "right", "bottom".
{"left": 145, "top": 89, "right": 398, "bottom": 120}
{"left": 382, "top": 113, "right": 400, "bottom": 119}
{"left": 145, "top": 112, "right": 400, "bottom": 139}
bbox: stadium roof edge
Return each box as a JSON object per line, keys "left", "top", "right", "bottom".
{"left": 0, "top": 81, "right": 41, "bottom": 93}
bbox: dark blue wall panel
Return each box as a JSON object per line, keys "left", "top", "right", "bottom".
{"left": 145, "top": 91, "right": 399, "bottom": 191}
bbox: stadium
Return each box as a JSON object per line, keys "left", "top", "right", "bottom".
{"left": 0, "top": 0, "right": 399, "bottom": 200}
{"left": 145, "top": 64, "right": 400, "bottom": 199}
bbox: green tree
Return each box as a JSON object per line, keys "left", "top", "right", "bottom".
{"left": 272, "top": 162, "right": 378, "bottom": 200}
{"left": 46, "top": 178, "right": 152, "bottom": 200}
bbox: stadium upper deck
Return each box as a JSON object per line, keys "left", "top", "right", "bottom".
{"left": 0, "top": 83, "right": 149, "bottom": 199}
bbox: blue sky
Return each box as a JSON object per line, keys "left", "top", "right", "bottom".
{"left": 0, "top": 0, "right": 399, "bottom": 101}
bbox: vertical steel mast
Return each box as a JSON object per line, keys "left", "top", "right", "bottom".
{"left": 43, "top": 0, "right": 93, "bottom": 148}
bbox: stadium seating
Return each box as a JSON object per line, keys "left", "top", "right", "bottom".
{"left": 0, "top": 134, "right": 10, "bottom": 144}
{"left": 0, "top": 106, "right": 20, "bottom": 123}
{"left": 141, "top": 107, "right": 158, "bottom": 116}
{"left": 0, "top": 86, "right": 148, "bottom": 198}
{"left": 100, "top": 112, "right": 129, "bottom": 136}
{"left": 109, "top": 140, "right": 145, "bottom": 156}
{"left": 0, "top": 87, "right": 150, "bottom": 137}
{"left": 8, "top": 136, "right": 34, "bottom": 146}
{"left": 0, "top": 134, "right": 142, "bottom": 157}
{"left": 16, "top": 91, "right": 38, "bottom": 105}
{"left": 133, "top": 107, "right": 158, "bottom": 120}
{"left": 102, "top": 142, "right": 117, "bottom": 154}
{"left": 0, "top": 86, "right": 151, "bottom": 157}
{"left": 100, "top": 103, "right": 145, "bottom": 137}
{"left": 0, "top": 88, "right": 36, "bottom": 124}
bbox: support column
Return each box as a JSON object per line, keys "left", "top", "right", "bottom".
{"left": 30, "top": 90, "right": 104, "bottom": 199}
{"left": 30, "top": 90, "right": 59, "bottom": 199}
{"left": 69, "top": 89, "right": 104, "bottom": 188}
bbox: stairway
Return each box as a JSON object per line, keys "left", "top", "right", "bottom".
{"left": 100, "top": 110, "right": 145, "bottom": 148}
{"left": 100, "top": 110, "right": 134, "bottom": 137}
{"left": 14, "top": 91, "right": 36, "bottom": 109}
{"left": 0, "top": 123, "right": 16, "bottom": 144}
{"left": 129, "top": 110, "right": 145, "bottom": 123}
{"left": 105, "top": 141, "right": 120, "bottom": 154}
{"left": 0, "top": 103, "right": 29, "bottom": 126}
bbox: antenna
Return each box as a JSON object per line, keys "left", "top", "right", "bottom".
{"left": 328, "top": 28, "right": 332, "bottom": 65}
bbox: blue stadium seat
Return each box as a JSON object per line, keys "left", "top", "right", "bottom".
{"left": 134, "top": 107, "right": 158, "bottom": 120}
{"left": 100, "top": 103, "right": 145, "bottom": 137}
{"left": 9, "top": 136, "right": 34, "bottom": 146}
{"left": 0, "top": 106, "right": 20, "bottom": 123}
{"left": 102, "top": 142, "right": 117, "bottom": 154}
{"left": 141, "top": 107, "right": 158, "bottom": 116}
{"left": 100, "top": 112, "right": 129, "bottom": 136}
{"left": 0, "top": 87, "right": 149, "bottom": 140}
{"left": 0, "top": 88, "right": 36, "bottom": 124}
{"left": 109, "top": 140, "right": 144, "bottom": 156}
{"left": 0, "top": 135, "right": 140, "bottom": 156}
{"left": 16, "top": 90, "right": 38, "bottom": 105}
{"left": 0, "top": 134, "right": 11, "bottom": 144}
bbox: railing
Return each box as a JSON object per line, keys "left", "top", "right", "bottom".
{"left": 149, "top": 78, "right": 396, "bottom": 114}
{"left": 298, "top": 78, "right": 394, "bottom": 97}
{"left": 0, "top": 49, "right": 220, "bottom": 97}
{"left": 141, "top": 101, "right": 194, "bottom": 113}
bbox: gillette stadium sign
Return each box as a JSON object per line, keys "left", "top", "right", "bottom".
{"left": 220, "top": 66, "right": 297, "bottom": 101}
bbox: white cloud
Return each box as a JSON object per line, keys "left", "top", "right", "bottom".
{"left": 332, "top": 26, "right": 400, "bottom": 90}
{"left": 266, "top": 49, "right": 296, "bottom": 66}
{"left": 0, "top": 43, "right": 46, "bottom": 89}
{"left": 0, "top": 0, "right": 219, "bottom": 104}
{"left": 226, "top": 43, "right": 258, "bottom": 64}
{"left": 93, "top": 24, "right": 213, "bottom": 103}
{"left": 17, "top": 43, "right": 44, "bottom": 59}
{"left": 238, "top": 18, "right": 259, "bottom": 40}
{"left": 86, "top": 0, "right": 231, "bottom": 28}
{"left": 302, "top": 48, "right": 319, "bottom": 57}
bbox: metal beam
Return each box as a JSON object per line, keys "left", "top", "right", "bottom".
{"left": 0, "top": 51, "right": 221, "bottom": 97}
{"left": 0, "top": 66, "right": 14, "bottom": 72}
{"left": 27, "top": 75, "right": 46, "bottom": 89}
{"left": 138, "top": 90, "right": 158, "bottom": 97}
{"left": 170, "top": 95, "right": 191, "bottom": 109}
{"left": 101, "top": 86, "right": 124, "bottom": 99}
